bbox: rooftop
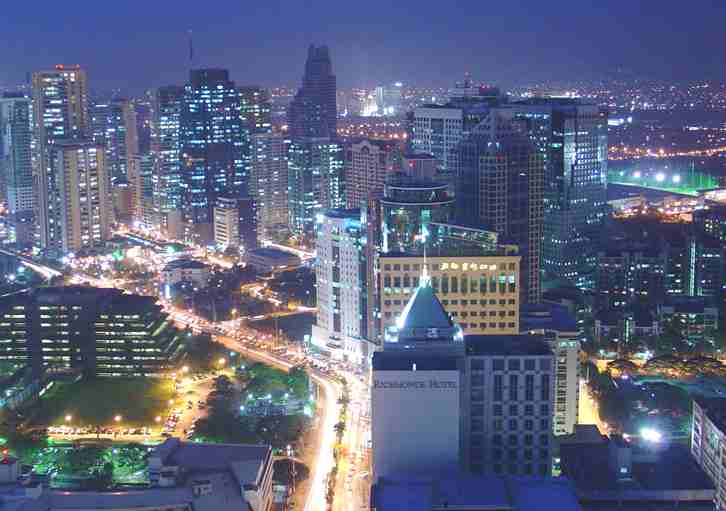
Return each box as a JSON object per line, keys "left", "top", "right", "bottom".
{"left": 163, "top": 259, "right": 208, "bottom": 271}
{"left": 520, "top": 302, "right": 579, "bottom": 334}
{"left": 465, "top": 334, "right": 552, "bottom": 357}
{"left": 372, "top": 352, "right": 459, "bottom": 371}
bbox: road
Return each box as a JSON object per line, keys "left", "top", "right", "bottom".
{"left": 578, "top": 379, "right": 610, "bottom": 435}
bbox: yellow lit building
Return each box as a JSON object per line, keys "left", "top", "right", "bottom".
{"left": 379, "top": 252, "right": 520, "bottom": 337}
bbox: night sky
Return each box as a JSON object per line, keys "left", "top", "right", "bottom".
{"left": 2, "top": 0, "right": 724, "bottom": 93}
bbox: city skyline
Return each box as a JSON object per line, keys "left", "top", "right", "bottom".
{"left": 2, "top": 0, "right": 726, "bottom": 94}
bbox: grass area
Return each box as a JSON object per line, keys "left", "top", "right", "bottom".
{"left": 31, "top": 378, "right": 175, "bottom": 428}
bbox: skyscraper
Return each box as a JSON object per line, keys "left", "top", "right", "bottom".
{"left": 505, "top": 99, "right": 608, "bottom": 289}
{"left": 151, "top": 85, "right": 184, "bottom": 235}
{"left": 250, "top": 132, "right": 288, "bottom": 241}
{"left": 455, "top": 109, "right": 545, "bottom": 303}
{"left": 345, "top": 139, "right": 401, "bottom": 209}
{"left": 179, "top": 69, "right": 244, "bottom": 244}
{"left": 90, "top": 98, "right": 139, "bottom": 183}
{"left": 239, "top": 86, "right": 272, "bottom": 135}
{"left": 0, "top": 94, "right": 34, "bottom": 245}
{"left": 287, "top": 45, "right": 337, "bottom": 140}
{"left": 311, "top": 209, "right": 370, "bottom": 365}
{"left": 32, "top": 65, "right": 89, "bottom": 253}
{"left": 287, "top": 138, "right": 344, "bottom": 236}
{"left": 52, "top": 140, "right": 111, "bottom": 253}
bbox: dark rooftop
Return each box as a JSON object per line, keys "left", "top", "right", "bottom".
{"left": 520, "top": 303, "right": 578, "bottom": 334}
{"left": 372, "top": 351, "right": 459, "bottom": 371}
{"left": 163, "top": 259, "right": 208, "bottom": 271}
{"left": 465, "top": 334, "right": 552, "bottom": 357}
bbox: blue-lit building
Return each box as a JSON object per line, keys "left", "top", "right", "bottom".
{"left": 505, "top": 99, "right": 608, "bottom": 290}
{"left": 0, "top": 94, "right": 34, "bottom": 246}
{"left": 151, "top": 85, "right": 184, "bottom": 232}
{"left": 287, "top": 138, "right": 344, "bottom": 236}
{"left": 179, "top": 69, "right": 245, "bottom": 245}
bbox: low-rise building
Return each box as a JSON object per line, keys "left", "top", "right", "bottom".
{"left": 213, "top": 195, "right": 258, "bottom": 253}
{"left": 0, "top": 286, "right": 183, "bottom": 377}
{"left": 161, "top": 259, "right": 210, "bottom": 288}
{"left": 658, "top": 297, "right": 719, "bottom": 346}
{"left": 245, "top": 247, "right": 301, "bottom": 273}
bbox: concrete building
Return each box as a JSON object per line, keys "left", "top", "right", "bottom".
{"left": 401, "top": 152, "right": 437, "bottom": 180}
{"left": 213, "top": 196, "right": 258, "bottom": 253}
{"left": 287, "top": 45, "right": 337, "bottom": 140}
{"left": 562, "top": 424, "right": 714, "bottom": 510}
{"left": 0, "top": 286, "right": 183, "bottom": 378}
{"left": 32, "top": 65, "right": 89, "bottom": 254}
{"left": 692, "top": 397, "right": 726, "bottom": 510}
{"left": 245, "top": 247, "right": 301, "bottom": 273}
{"left": 311, "top": 209, "right": 370, "bottom": 365}
{"left": 345, "top": 139, "right": 401, "bottom": 209}
{"left": 161, "top": 259, "right": 210, "bottom": 288}
{"left": 90, "top": 98, "right": 139, "bottom": 182}
{"left": 410, "top": 105, "right": 463, "bottom": 182}
{"left": 0, "top": 94, "right": 34, "bottom": 246}
{"left": 128, "top": 154, "right": 156, "bottom": 229}
{"left": 53, "top": 140, "right": 111, "bottom": 254}
{"left": 372, "top": 277, "right": 555, "bottom": 482}
{"left": 379, "top": 253, "right": 521, "bottom": 338}
{"left": 0, "top": 438, "right": 274, "bottom": 511}
{"left": 250, "top": 132, "right": 288, "bottom": 241}
{"left": 520, "top": 303, "right": 581, "bottom": 436}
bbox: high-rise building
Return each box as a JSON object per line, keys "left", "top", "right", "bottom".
{"left": 371, "top": 277, "right": 554, "bottom": 481}
{"left": 32, "top": 65, "right": 89, "bottom": 253}
{"left": 311, "top": 209, "right": 370, "bottom": 365}
{"left": 239, "top": 86, "right": 272, "bottom": 135}
{"left": 151, "top": 85, "right": 184, "bottom": 232}
{"left": 0, "top": 94, "right": 34, "bottom": 245}
{"left": 287, "top": 45, "right": 337, "bottom": 140}
{"left": 90, "top": 98, "right": 138, "bottom": 182}
{"left": 213, "top": 195, "right": 257, "bottom": 253}
{"left": 287, "top": 138, "right": 344, "bottom": 236}
{"left": 53, "top": 140, "right": 111, "bottom": 253}
{"left": 128, "top": 154, "right": 155, "bottom": 229}
{"left": 374, "top": 82, "right": 403, "bottom": 117}
{"left": 179, "top": 69, "right": 244, "bottom": 244}
{"left": 505, "top": 99, "right": 608, "bottom": 290}
{"left": 345, "top": 139, "right": 401, "bottom": 209}
{"left": 455, "top": 109, "right": 545, "bottom": 303}
{"left": 250, "top": 132, "right": 288, "bottom": 241}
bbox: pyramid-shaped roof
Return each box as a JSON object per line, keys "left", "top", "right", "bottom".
{"left": 398, "top": 284, "right": 453, "bottom": 330}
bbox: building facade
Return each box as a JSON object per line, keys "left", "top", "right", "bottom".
{"left": 311, "top": 209, "right": 369, "bottom": 365}
{"left": 90, "top": 98, "right": 139, "bottom": 183}
{"left": 53, "top": 140, "right": 111, "bottom": 253}
{"left": 692, "top": 398, "right": 726, "bottom": 510}
{"left": 213, "top": 195, "right": 258, "bottom": 253}
{"left": 0, "top": 94, "right": 34, "bottom": 245}
{"left": 32, "top": 65, "right": 89, "bottom": 253}
{"left": 0, "top": 287, "right": 183, "bottom": 377}
{"left": 287, "top": 45, "right": 337, "bottom": 140}
{"left": 179, "top": 69, "right": 245, "bottom": 244}
{"left": 250, "top": 132, "right": 288, "bottom": 241}
{"left": 287, "top": 138, "right": 344, "bottom": 236}
{"left": 379, "top": 253, "right": 520, "bottom": 337}
{"left": 345, "top": 139, "right": 401, "bottom": 209}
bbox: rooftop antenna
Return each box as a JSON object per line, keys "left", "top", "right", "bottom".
{"left": 188, "top": 29, "right": 194, "bottom": 70}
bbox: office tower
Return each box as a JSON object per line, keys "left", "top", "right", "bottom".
{"left": 151, "top": 85, "right": 184, "bottom": 233}
{"left": 32, "top": 65, "right": 89, "bottom": 253}
{"left": 380, "top": 180, "right": 454, "bottom": 253}
{"left": 213, "top": 195, "right": 257, "bottom": 253}
{"left": 134, "top": 96, "right": 152, "bottom": 156}
{"left": 90, "top": 98, "right": 138, "bottom": 182}
{"left": 456, "top": 109, "right": 545, "bottom": 303}
{"left": 53, "top": 140, "right": 111, "bottom": 253}
{"left": 128, "top": 154, "right": 155, "bottom": 228}
{"left": 0, "top": 94, "right": 34, "bottom": 245}
{"left": 287, "top": 45, "right": 337, "bottom": 140}
{"left": 239, "top": 86, "right": 272, "bottom": 135}
{"left": 179, "top": 69, "right": 245, "bottom": 244}
{"left": 374, "top": 82, "right": 403, "bottom": 117}
{"left": 345, "top": 139, "right": 401, "bottom": 209}
{"left": 250, "top": 133, "right": 288, "bottom": 241}
{"left": 287, "top": 138, "right": 344, "bottom": 236}
{"left": 379, "top": 250, "right": 521, "bottom": 337}
{"left": 401, "top": 152, "right": 437, "bottom": 180}
{"left": 311, "top": 209, "right": 369, "bottom": 365}
{"left": 506, "top": 99, "right": 608, "bottom": 290}
{"left": 112, "top": 179, "right": 134, "bottom": 225}
{"left": 371, "top": 277, "right": 555, "bottom": 480}
{"left": 0, "top": 287, "right": 182, "bottom": 377}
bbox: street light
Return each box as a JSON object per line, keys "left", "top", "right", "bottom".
{"left": 65, "top": 414, "right": 72, "bottom": 423}
{"left": 155, "top": 416, "right": 161, "bottom": 423}
{"left": 218, "top": 357, "right": 226, "bottom": 366}
{"left": 182, "top": 366, "right": 189, "bottom": 373}
{"left": 114, "top": 415, "right": 122, "bottom": 423}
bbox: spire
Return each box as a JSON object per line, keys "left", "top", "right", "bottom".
{"left": 416, "top": 224, "right": 430, "bottom": 286}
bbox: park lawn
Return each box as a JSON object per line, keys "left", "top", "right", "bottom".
{"left": 31, "top": 378, "right": 175, "bottom": 428}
